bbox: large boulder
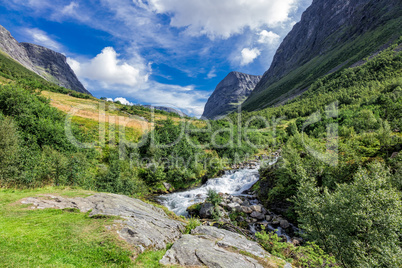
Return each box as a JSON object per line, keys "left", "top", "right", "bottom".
{"left": 160, "top": 226, "right": 276, "bottom": 267}
{"left": 162, "top": 182, "right": 172, "bottom": 192}
{"left": 232, "top": 197, "right": 243, "bottom": 204}
{"left": 250, "top": 205, "right": 262, "bottom": 213}
{"left": 160, "top": 234, "right": 262, "bottom": 267}
{"left": 250, "top": 211, "right": 265, "bottom": 220}
{"left": 280, "top": 220, "right": 290, "bottom": 229}
{"left": 226, "top": 202, "right": 241, "bottom": 211}
{"left": 199, "top": 202, "right": 215, "bottom": 218}
{"left": 237, "top": 206, "right": 253, "bottom": 214}
{"left": 21, "top": 193, "right": 185, "bottom": 252}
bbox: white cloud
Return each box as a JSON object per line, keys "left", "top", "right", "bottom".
{"left": 138, "top": 83, "right": 208, "bottom": 117}
{"left": 258, "top": 30, "right": 280, "bottom": 46}
{"left": 206, "top": 67, "right": 217, "bottom": 79}
{"left": 67, "top": 57, "right": 81, "bottom": 72}
{"left": 88, "top": 81, "right": 208, "bottom": 117}
{"left": 61, "top": 2, "right": 79, "bottom": 16}
{"left": 68, "top": 47, "right": 150, "bottom": 88}
{"left": 23, "top": 28, "right": 62, "bottom": 51}
{"left": 146, "top": 0, "right": 298, "bottom": 39}
{"left": 68, "top": 47, "right": 208, "bottom": 117}
{"left": 114, "top": 97, "right": 134, "bottom": 105}
{"left": 240, "top": 48, "right": 261, "bottom": 66}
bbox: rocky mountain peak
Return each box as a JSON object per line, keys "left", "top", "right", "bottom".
{"left": 0, "top": 24, "right": 90, "bottom": 95}
{"left": 202, "top": 72, "right": 261, "bottom": 119}
{"left": 20, "top": 43, "right": 90, "bottom": 94}
{"left": 0, "top": 25, "right": 37, "bottom": 73}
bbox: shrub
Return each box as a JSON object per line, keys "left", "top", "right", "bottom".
{"left": 206, "top": 189, "right": 223, "bottom": 221}
{"left": 206, "top": 189, "right": 222, "bottom": 206}
{"left": 0, "top": 116, "right": 20, "bottom": 185}
{"left": 184, "top": 217, "right": 201, "bottom": 234}
{"left": 294, "top": 162, "right": 402, "bottom": 267}
{"left": 256, "top": 227, "right": 337, "bottom": 267}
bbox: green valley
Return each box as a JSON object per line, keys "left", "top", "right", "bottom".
{"left": 1, "top": 0, "right": 402, "bottom": 267}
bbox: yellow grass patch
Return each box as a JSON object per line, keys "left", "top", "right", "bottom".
{"left": 41, "top": 90, "right": 151, "bottom": 134}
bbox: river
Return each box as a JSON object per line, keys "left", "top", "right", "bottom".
{"left": 158, "top": 158, "right": 277, "bottom": 217}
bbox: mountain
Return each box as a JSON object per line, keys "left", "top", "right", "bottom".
{"left": 242, "top": 0, "right": 402, "bottom": 111}
{"left": 0, "top": 25, "right": 90, "bottom": 95}
{"left": 0, "top": 25, "right": 37, "bottom": 73}
{"left": 20, "top": 43, "right": 89, "bottom": 94}
{"left": 202, "top": 71, "right": 261, "bottom": 119}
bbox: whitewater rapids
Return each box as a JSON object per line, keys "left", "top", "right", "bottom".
{"left": 158, "top": 159, "right": 276, "bottom": 216}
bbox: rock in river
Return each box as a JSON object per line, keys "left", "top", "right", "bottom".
{"left": 250, "top": 211, "right": 265, "bottom": 220}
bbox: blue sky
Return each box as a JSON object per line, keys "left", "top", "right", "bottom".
{"left": 0, "top": 0, "right": 312, "bottom": 117}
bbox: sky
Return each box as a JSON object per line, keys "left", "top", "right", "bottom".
{"left": 0, "top": 0, "right": 312, "bottom": 117}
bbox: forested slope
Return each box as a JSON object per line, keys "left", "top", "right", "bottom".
{"left": 243, "top": 0, "right": 402, "bottom": 111}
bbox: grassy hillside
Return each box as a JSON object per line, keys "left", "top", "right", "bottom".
{"left": 243, "top": 8, "right": 402, "bottom": 111}
{"left": 0, "top": 49, "right": 194, "bottom": 146}
{"left": 244, "top": 44, "right": 402, "bottom": 267}
{"left": 0, "top": 48, "right": 263, "bottom": 195}
{"left": 0, "top": 24, "right": 401, "bottom": 267}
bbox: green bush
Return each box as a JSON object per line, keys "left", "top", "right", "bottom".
{"left": 0, "top": 116, "right": 20, "bottom": 185}
{"left": 206, "top": 189, "right": 222, "bottom": 206}
{"left": 256, "top": 227, "right": 337, "bottom": 267}
{"left": 184, "top": 217, "right": 201, "bottom": 234}
{"left": 206, "top": 189, "right": 223, "bottom": 220}
{"left": 294, "top": 162, "right": 402, "bottom": 267}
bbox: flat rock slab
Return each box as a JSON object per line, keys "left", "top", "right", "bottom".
{"left": 160, "top": 226, "right": 272, "bottom": 267}
{"left": 21, "top": 193, "right": 185, "bottom": 252}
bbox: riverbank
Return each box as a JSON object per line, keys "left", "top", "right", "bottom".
{"left": 153, "top": 151, "right": 280, "bottom": 195}
{"left": 157, "top": 150, "right": 302, "bottom": 244}
{"left": 0, "top": 187, "right": 292, "bottom": 267}
{"left": 1, "top": 186, "right": 339, "bottom": 267}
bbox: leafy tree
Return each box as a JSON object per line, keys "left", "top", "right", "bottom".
{"left": 0, "top": 116, "right": 20, "bottom": 184}
{"left": 294, "top": 162, "right": 402, "bottom": 267}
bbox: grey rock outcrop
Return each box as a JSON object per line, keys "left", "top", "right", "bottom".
{"left": 202, "top": 71, "right": 261, "bottom": 119}
{"left": 160, "top": 226, "right": 272, "bottom": 267}
{"left": 21, "top": 43, "right": 90, "bottom": 94}
{"left": 21, "top": 193, "right": 184, "bottom": 252}
{"left": 0, "top": 24, "right": 90, "bottom": 95}
{"left": 199, "top": 202, "right": 215, "bottom": 218}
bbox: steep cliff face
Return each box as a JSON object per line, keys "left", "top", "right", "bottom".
{"left": 0, "top": 24, "right": 90, "bottom": 95}
{"left": 202, "top": 72, "right": 261, "bottom": 119}
{"left": 20, "top": 43, "right": 90, "bottom": 94}
{"left": 0, "top": 25, "right": 37, "bottom": 73}
{"left": 243, "top": 0, "right": 402, "bottom": 111}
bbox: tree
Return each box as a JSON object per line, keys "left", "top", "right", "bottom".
{"left": 294, "top": 162, "right": 402, "bottom": 267}
{"left": 0, "top": 116, "right": 20, "bottom": 184}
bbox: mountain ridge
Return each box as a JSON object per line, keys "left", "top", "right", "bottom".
{"left": 242, "top": 0, "right": 402, "bottom": 111}
{"left": 0, "top": 24, "right": 90, "bottom": 95}
{"left": 202, "top": 71, "right": 261, "bottom": 119}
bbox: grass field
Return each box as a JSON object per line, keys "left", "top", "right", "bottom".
{"left": 0, "top": 187, "right": 136, "bottom": 267}
{"left": 41, "top": 91, "right": 150, "bottom": 132}
{"left": 0, "top": 187, "right": 182, "bottom": 267}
